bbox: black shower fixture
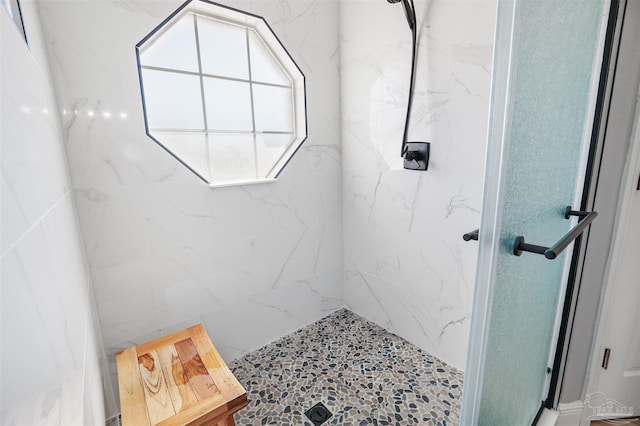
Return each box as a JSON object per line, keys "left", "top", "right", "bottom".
{"left": 403, "top": 141, "right": 429, "bottom": 170}
{"left": 387, "top": 0, "right": 416, "bottom": 29}
{"left": 388, "top": 0, "right": 430, "bottom": 171}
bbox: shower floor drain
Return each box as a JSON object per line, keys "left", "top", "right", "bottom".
{"left": 304, "top": 402, "right": 333, "bottom": 425}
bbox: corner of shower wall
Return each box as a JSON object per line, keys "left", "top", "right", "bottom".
{"left": 1, "top": 1, "right": 106, "bottom": 423}
{"left": 339, "top": 0, "right": 498, "bottom": 371}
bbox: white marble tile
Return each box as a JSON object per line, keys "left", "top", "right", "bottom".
{"left": 74, "top": 184, "right": 150, "bottom": 270}
{"left": 138, "top": 180, "right": 319, "bottom": 259}
{"left": 60, "top": 95, "right": 198, "bottom": 190}
{"left": 93, "top": 257, "right": 201, "bottom": 346}
{"left": 1, "top": 4, "right": 106, "bottom": 420}
{"left": 0, "top": 369, "right": 86, "bottom": 426}
{"left": 251, "top": 222, "right": 341, "bottom": 290}
{"left": 17, "top": 1, "right": 58, "bottom": 85}
{"left": 1, "top": 8, "right": 69, "bottom": 252}
{"left": 1, "top": 249, "right": 74, "bottom": 411}
{"left": 85, "top": 293, "right": 112, "bottom": 424}
{"left": 308, "top": 266, "right": 344, "bottom": 316}
{"left": 344, "top": 253, "right": 473, "bottom": 370}
{"left": 34, "top": 0, "right": 343, "bottom": 419}
{"left": 37, "top": 1, "right": 343, "bottom": 399}
{"left": 99, "top": 267, "right": 342, "bottom": 409}
{"left": 37, "top": 0, "right": 178, "bottom": 102}
{"left": 82, "top": 314, "right": 107, "bottom": 426}
{"left": 0, "top": 196, "right": 102, "bottom": 418}
{"left": 93, "top": 218, "right": 344, "bottom": 348}
{"left": 200, "top": 277, "right": 341, "bottom": 362}
{"left": 345, "top": 268, "right": 438, "bottom": 344}
{"left": 341, "top": 0, "right": 495, "bottom": 370}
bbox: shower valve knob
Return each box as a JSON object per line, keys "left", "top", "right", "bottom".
{"left": 403, "top": 142, "right": 430, "bottom": 171}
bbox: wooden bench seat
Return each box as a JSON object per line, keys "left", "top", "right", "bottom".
{"left": 116, "top": 325, "right": 247, "bottom": 426}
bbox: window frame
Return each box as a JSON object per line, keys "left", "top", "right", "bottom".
{"left": 135, "top": 0, "right": 307, "bottom": 187}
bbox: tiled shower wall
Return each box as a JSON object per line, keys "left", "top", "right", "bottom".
{"left": 341, "top": 0, "right": 496, "bottom": 369}
{"left": 0, "top": 2, "right": 104, "bottom": 424}
{"left": 36, "top": 0, "right": 342, "bottom": 417}
{"left": 25, "top": 0, "right": 496, "bottom": 419}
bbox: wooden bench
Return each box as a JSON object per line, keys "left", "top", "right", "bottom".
{"left": 116, "top": 325, "right": 247, "bottom": 426}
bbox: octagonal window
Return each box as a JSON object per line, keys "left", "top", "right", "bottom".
{"left": 136, "top": 0, "right": 307, "bottom": 186}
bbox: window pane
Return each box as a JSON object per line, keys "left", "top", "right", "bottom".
{"left": 197, "top": 15, "right": 249, "bottom": 80}
{"left": 209, "top": 133, "right": 257, "bottom": 180}
{"left": 248, "top": 31, "right": 290, "bottom": 86}
{"left": 252, "top": 85, "right": 293, "bottom": 132}
{"left": 154, "top": 131, "right": 211, "bottom": 182}
{"left": 256, "top": 134, "right": 293, "bottom": 176}
{"left": 140, "top": 14, "right": 198, "bottom": 73}
{"left": 136, "top": 1, "right": 307, "bottom": 186}
{"left": 203, "top": 77, "right": 253, "bottom": 131}
{"left": 142, "top": 69, "right": 204, "bottom": 130}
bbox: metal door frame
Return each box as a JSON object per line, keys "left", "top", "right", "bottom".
{"left": 546, "top": 0, "right": 625, "bottom": 409}
{"left": 461, "top": 1, "right": 617, "bottom": 423}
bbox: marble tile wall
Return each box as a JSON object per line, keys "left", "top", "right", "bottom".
{"left": 35, "top": 0, "right": 343, "bottom": 417}
{"left": 0, "top": 1, "right": 104, "bottom": 424}
{"left": 12, "top": 0, "right": 497, "bottom": 420}
{"left": 340, "top": 0, "right": 497, "bottom": 370}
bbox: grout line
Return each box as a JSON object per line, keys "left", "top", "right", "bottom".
{"left": 1, "top": 190, "right": 72, "bottom": 258}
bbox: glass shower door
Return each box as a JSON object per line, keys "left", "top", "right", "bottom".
{"left": 462, "top": 0, "right": 609, "bottom": 424}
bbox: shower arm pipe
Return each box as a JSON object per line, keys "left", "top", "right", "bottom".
{"left": 401, "top": 0, "right": 417, "bottom": 156}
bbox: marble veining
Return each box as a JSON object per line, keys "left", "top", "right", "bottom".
{"left": 1, "top": 2, "right": 105, "bottom": 423}
{"left": 23, "top": 0, "right": 499, "bottom": 421}
{"left": 36, "top": 0, "right": 342, "bottom": 418}
{"left": 341, "top": 0, "right": 496, "bottom": 370}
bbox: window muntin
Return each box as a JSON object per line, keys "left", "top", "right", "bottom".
{"left": 136, "top": 1, "right": 306, "bottom": 186}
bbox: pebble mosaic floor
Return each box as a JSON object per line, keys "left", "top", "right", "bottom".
{"left": 229, "top": 308, "right": 464, "bottom": 426}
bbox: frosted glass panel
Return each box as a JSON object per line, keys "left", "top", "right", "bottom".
{"left": 256, "top": 134, "right": 293, "bottom": 176}
{"left": 154, "top": 131, "right": 210, "bottom": 182}
{"left": 197, "top": 16, "right": 250, "bottom": 80}
{"left": 473, "top": 1, "right": 606, "bottom": 424}
{"left": 209, "top": 133, "right": 257, "bottom": 180}
{"left": 203, "top": 77, "right": 253, "bottom": 131}
{"left": 248, "top": 32, "right": 290, "bottom": 86}
{"left": 253, "top": 85, "right": 293, "bottom": 132}
{"left": 140, "top": 14, "right": 198, "bottom": 73}
{"left": 141, "top": 69, "right": 204, "bottom": 130}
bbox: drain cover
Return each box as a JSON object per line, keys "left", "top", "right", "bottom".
{"left": 304, "top": 402, "right": 333, "bottom": 425}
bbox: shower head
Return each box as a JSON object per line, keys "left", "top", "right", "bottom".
{"left": 387, "top": 0, "right": 416, "bottom": 30}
